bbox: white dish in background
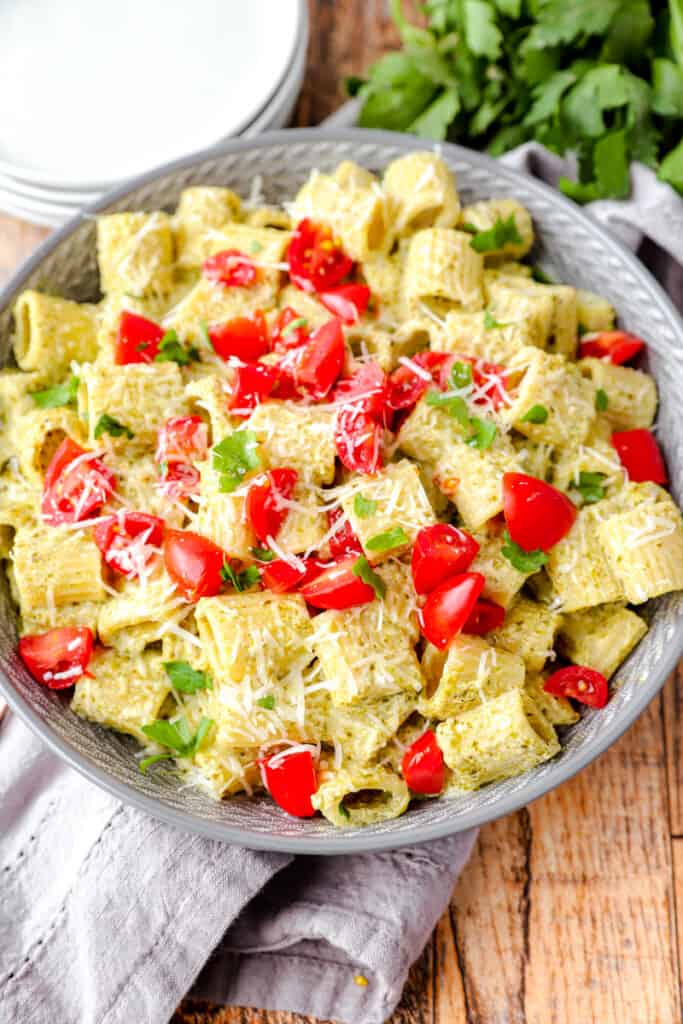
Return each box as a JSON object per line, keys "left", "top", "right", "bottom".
{"left": 0, "top": 0, "right": 303, "bottom": 188}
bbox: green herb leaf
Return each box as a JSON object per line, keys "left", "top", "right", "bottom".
{"left": 466, "top": 417, "right": 497, "bottom": 449}
{"left": 354, "top": 494, "right": 378, "bottom": 518}
{"left": 139, "top": 753, "right": 174, "bottom": 773}
{"left": 251, "top": 546, "right": 275, "bottom": 562}
{"left": 163, "top": 660, "right": 212, "bottom": 694}
{"left": 31, "top": 375, "right": 79, "bottom": 409}
{"left": 501, "top": 530, "right": 548, "bottom": 573}
{"left": 366, "top": 526, "right": 409, "bottom": 552}
{"left": 571, "top": 471, "right": 606, "bottom": 506}
{"left": 426, "top": 389, "right": 471, "bottom": 428}
{"left": 466, "top": 214, "right": 523, "bottom": 253}
{"left": 198, "top": 320, "right": 212, "bottom": 349}
{"left": 212, "top": 430, "right": 261, "bottom": 492}
{"left": 249, "top": 240, "right": 263, "bottom": 253}
{"left": 595, "top": 388, "right": 609, "bottom": 411}
{"left": 409, "top": 86, "right": 461, "bottom": 140}
{"left": 338, "top": 801, "right": 351, "bottom": 820}
{"left": 352, "top": 555, "right": 385, "bottom": 599}
{"left": 462, "top": 0, "right": 503, "bottom": 60}
{"left": 220, "top": 561, "right": 262, "bottom": 591}
{"left": 256, "top": 694, "right": 276, "bottom": 710}
{"left": 154, "top": 329, "right": 199, "bottom": 366}
{"left": 93, "top": 413, "right": 134, "bottom": 440}
{"left": 141, "top": 715, "right": 213, "bottom": 758}
{"left": 448, "top": 360, "right": 473, "bottom": 389}
{"left": 281, "top": 316, "right": 308, "bottom": 337}
{"left": 526, "top": 0, "right": 621, "bottom": 49}
{"left": 483, "top": 309, "right": 509, "bottom": 330}
{"left": 659, "top": 138, "right": 683, "bottom": 193}
{"left": 521, "top": 404, "right": 548, "bottom": 424}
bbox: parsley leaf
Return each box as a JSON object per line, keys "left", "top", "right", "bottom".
{"left": 212, "top": 430, "right": 261, "bottom": 492}
{"left": 448, "top": 360, "right": 473, "bottom": 389}
{"left": 410, "top": 87, "right": 461, "bottom": 140}
{"left": 595, "top": 388, "right": 609, "bottom": 411}
{"left": 338, "top": 801, "right": 351, "bottom": 820}
{"left": 281, "top": 316, "right": 308, "bottom": 337}
{"left": 251, "top": 546, "right": 275, "bottom": 562}
{"left": 521, "top": 404, "right": 549, "bottom": 424}
{"left": 256, "top": 694, "right": 276, "bottom": 710}
{"left": 464, "top": 214, "right": 523, "bottom": 253}
{"left": 140, "top": 715, "right": 213, "bottom": 771}
{"left": 483, "top": 309, "right": 509, "bottom": 330}
{"left": 220, "top": 561, "right": 261, "bottom": 591}
{"left": 93, "top": 413, "right": 134, "bottom": 440}
{"left": 352, "top": 555, "right": 385, "bottom": 599}
{"left": 354, "top": 494, "right": 378, "bottom": 518}
{"left": 466, "top": 417, "right": 497, "bottom": 449}
{"left": 31, "top": 375, "right": 79, "bottom": 409}
{"left": 163, "top": 661, "right": 212, "bottom": 693}
{"left": 571, "top": 471, "right": 606, "bottom": 506}
{"left": 426, "top": 389, "right": 471, "bottom": 428}
{"left": 249, "top": 240, "right": 263, "bottom": 253}
{"left": 366, "top": 526, "right": 409, "bottom": 552}
{"left": 501, "top": 530, "right": 548, "bottom": 573}
{"left": 154, "top": 329, "right": 200, "bottom": 366}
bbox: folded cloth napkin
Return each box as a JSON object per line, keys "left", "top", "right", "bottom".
{"left": 2, "top": 108, "right": 683, "bottom": 1024}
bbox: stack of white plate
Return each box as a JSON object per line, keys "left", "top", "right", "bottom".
{"left": 0, "top": 0, "right": 307, "bottom": 226}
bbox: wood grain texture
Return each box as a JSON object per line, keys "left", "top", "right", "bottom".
{"left": 0, "top": 2, "right": 681, "bottom": 1022}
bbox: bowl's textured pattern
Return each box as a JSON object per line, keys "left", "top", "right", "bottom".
{"left": 1, "top": 130, "right": 682, "bottom": 853}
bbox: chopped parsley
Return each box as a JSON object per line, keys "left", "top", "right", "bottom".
{"left": 448, "top": 360, "right": 473, "bottom": 389}
{"left": 281, "top": 316, "right": 308, "bottom": 337}
{"left": 466, "top": 417, "right": 497, "bottom": 450}
{"left": 163, "top": 660, "right": 212, "bottom": 694}
{"left": 483, "top": 309, "right": 509, "bottom": 330}
{"left": 249, "top": 240, "right": 263, "bottom": 253}
{"left": 531, "top": 266, "right": 554, "bottom": 284}
{"left": 256, "top": 694, "right": 276, "bottom": 710}
{"left": 595, "top": 388, "right": 609, "bottom": 412}
{"left": 463, "top": 214, "right": 523, "bottom": 253}
{"left": 501, "top": 530, "right": 548, "bottom": 573}
{"left": 571, "top": 471, "right": 606, "bottom": 506}
{"left": 426, "top": 389, "right": 471, "bottom": 429}
{"left": 221, "top": 561, "right": 261, "bottom": 591}
{"left": 139, "top": 715, "right": 213, "bottom": 772}
{"left": 31, "top": 375, "right": 79, "bottom": 409}
{"left": 251, "top": 546, "right": 275, "bottom": 562}
{"left": 354, "top": 493, "right": 378, "bottom": 518}
{"left": 521, "top": 404, "right": 549, "bottom": 424}
{"left": 212, "top": 430, "right": 261, "bottom": 492}
{"left": 93, "top": 413, "right": 134, "bottom": 440}
{"left": 154, "top": 329, "right": 200, "bottom": 366}
{"left": 338, "top": 801, "right": 351, "bottom": 820}
{"left": 366, "top": 526, "right": 409, "bottom": 552}
{"left": 352, "top": 555, "right": 385, "bottom": 599}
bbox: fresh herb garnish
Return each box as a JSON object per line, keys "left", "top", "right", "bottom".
{"left": 354, "top": 493, "right": 378, "bottom": 518}
{"left": 532, "top": 266, "right": 554, "bottom": 284}
{"left": 249, "top": 240, "right": 263, "bottom": 253}
{"left": 426, "top": 389, "right": 471, "bottom": 428}
{"left": 256, "top": 694, "right": 276, "bottom": 710}
{"left": 140, "top": 715, "right": 213, "bottom": 771}
{"left": 352, "top": 555, "right": 385, "bottom": 599}
{"left": 448, "top": 360, "right": 473, "bottom": 389}
{"left": 338, "top": 801, "right": 351, "bottom": 820}
{"left": 251, "top": 546, "right": 275, "bottom": 562}
{"left": 212, "top": 430, "right": 261, "bottom": 492}
{"left": 595, "top": 388, "right": 609, "bottom": 412}
{"left": 31, "top": 375, "right": 79, "bottom": 409}
{"left": 198, "top": 320, "right": 212, "bottom": 349}
{"left": 571, "top": 471, "right": 606, "bottom": 506}
{"left": 93, "top": 413, "right": 134, "bottom": 440}
{"left": 501, "top": 530, "right": 548, "bottom": 573}
{"left": 466, "top": 417, "right": 497, "bottom": 450}
{"left": 483, "top": 309, "right": 509, "bottom": 330}
{"left": 521, "top": 404, "right": 549, "bottom": 424}
{"left": 366, "top": 526, "right": 409, "bottom": 552}
{"left": 221, "top": 561, "right": 262, "bottom": 591}
{"left": 154, "top": 329, "right": 200, "bottom": 366}
{"left": 163, "top": 660, "right": 212, "bottom": 694}
{"left": 464, "top": 215, "right": 523, "bottom": 253}
{"left": 281, "top": 316, "right": 308, "bottom": 337}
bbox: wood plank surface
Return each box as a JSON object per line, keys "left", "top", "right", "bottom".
{"left": 1, "top": 2, "right": 681, "bottom": 1022}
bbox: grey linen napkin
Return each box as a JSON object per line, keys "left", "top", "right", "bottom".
{"left": 2, "top": 108, "right": 683, "bottom": 1024}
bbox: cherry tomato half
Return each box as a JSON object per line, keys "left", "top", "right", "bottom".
{"left": 411, "top": 524, "right": 480, "bottom": 595}
{"left": 19, "top": 626, "right": 94, "bottom": 689}
{"left": 612, "top": 429, "right": 668, "bottom": 484}
{"left": 402, "top": 730, "right": 445, "bottom": 795}
{"left": 294, "top": 317, "right": 346, "bottom": 400}
{"left": 463, "top": 598, "right": 505, "bottom": 635}
{"left": 245, "top": 468, "right": 298, "bottom": 543}
{"left": 327, "top": 507, "right": 363, "bottom": 558}
{"left": 115, "top": 311, "right": 164, "bottom": 365}
{"left": 418, "top": 572, "right": 485, "bottom": 650}
{"left": 543, "top": 665, "right": 609, "bottom": 708}
{"left": 209, "top": 311, "right": 268, "bottom": 362}
{"left": 579, "top": 331, "right": 645, "bottom": 365}
{"left": 41, "top": 438, "right": 116, "bottom": 526}
{"left": 386, "top": 352, "right": 451, "bottom": 413}
{"left": 287, "top": 218, "right": 353, "bottom": 293}
{"left": 263, "top": 748, "right": 318, "bottom": 817}
{"left": 335, "top": 405, "right": 383, "bottom": 475}
{"left": 502, "top": 473, "right": 577, "bottom": 553}
{"left": 332, "top": 361, "right": 388, "bottom": 424}
{"left": 156, "top": 416, "right": 209, "bottom": 466}
{"left": 319, "top": 284, "right": 371, "bottom": 324}
{"left": 94, "top": 512, "right": 165, "bottom": 578}
{"left": 300, "top": 557, "right": 377, "bottom": 610}
{"left": 163, "top": 529, "right": 226, "bottom": 602}
{"left": 202, "top": 249, "right": 258, "bottom": 287}
{"left": 261, "top": 557, "right": 327, "bottom": 593}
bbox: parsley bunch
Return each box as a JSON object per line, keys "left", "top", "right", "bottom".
{"left": 350, "top": 0, "right": 683, "bottom": 200}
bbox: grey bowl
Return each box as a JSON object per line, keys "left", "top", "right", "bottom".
{"left": 1, "top": 129, "right": 682, "bottom": 854}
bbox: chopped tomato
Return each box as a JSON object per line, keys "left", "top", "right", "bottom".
{"left": 156, "top": 416, "right": 209, "bottom": 466}
{"left": 502, "top": 473, "right": 577, "bottom": 553}
{"left": 163, "top": 529, "right": 226, "bottom": 602}
{"left": 287, "top": 218, "right": 353, "bottom": 293}
{"left": 418, "top": 572, "right": 485, "bottom": 650}
{"left": 271, "top": 307, "right": 310, "bottom": 352}
{"left": 158, "top": 462, "right": 201, "bottom": 499}
{"left": 229, "top": 362, "right": 279, "bottom": 415}
{"left": 579, "top": 331, "right": 645, "bottom": 365}
{"left": 94, "top": 512, "right": 164, "bottom": 578}
{"left": 41, "top": 438, "right": 116, "bottom": 526}
{"left": 402, "top": 730, "right": 445, "bottom": 795}
{"left": 263, "top": 748, "right": 318, "bottom": 817}
{"left": 332, "top": 361, "right": 388, "bottom": 424}
{"left": 294, "top": 317, "right": 346, "bottom": 400}
{"left": 209, "top": 311, "right": 268, "bottom": 362}
{"left": 319, "top": 284, "right": 371, "bottom": 324}
{"left": 327, "top": 507, "right": 363, "bottom": 558}
{"left": 245, "top": 468, "right": 298, "bottom": 543}
{"left": 202, "top": 249, "right": 258, "bottom": 287}
{"left": 335, "top": 405, "right": 383, "bottom": 475}
{"left": 115, "top": 311, "right": 164, "bottom": 365}
{"left": 612, "top": 429, "right": 667, "bottom": 484}
{"left": 261, "top": 557, "right": 326, "bottom": 593}
{"left": 441, "top": 354, "right": 510, "bottom": 411}
{"left": 386, "top": 352, "right": 451, "bottom": 412}
{"left": 411, "top": 524, "right": 480, "bottom": 595}
{"left": 300, "top": 557, "right": 376, "bottom": 610}
{"left": 544, "top": 665, "right": 609, "bottom": 708}
{"left": 463, "top": 599, "right": 505, "bottom": 635}
{"left": 19, "top": 626, "right": 94, "bottom": 689}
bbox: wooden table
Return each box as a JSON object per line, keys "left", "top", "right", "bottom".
{"left": 2, "top": 3, "right": 682, "bottom": 1021}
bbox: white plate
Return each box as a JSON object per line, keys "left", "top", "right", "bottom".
{"left": 0, "top": 0, "right": 303, "bottom": 188}
{"left": 0, "top": 172, "right": 101, "bottom": 206}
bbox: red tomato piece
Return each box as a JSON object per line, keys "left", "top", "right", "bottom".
{"left": 332, "top": 361, "right": 388, "bottom": 424}
{"left": 300, "top": 557, "right": 376, "bottom": 610}
{"left": 418, "top": 572, "right": 485, "bottom": 650}
{"left": 261, "top": 557, "right": 327, "bottom": 593}
{"left": 441, "top": 354, "right": 510, "bottom": 411}
{"left": 386, "top": 352, "right": 451, "bottom": 413}
{"left": 270, "top": 306, "right": 311, "bottom": 352}
{"left": 158, "top": 462, "right": 201, "bottom": 499}
{"left": 245, "top": 468, "right": 298, "bottom": 543}
{"left": 579, "top": 331, "right": 645, "bottom": 365}
{"left": 156, "top": 416, "right": 209, "bottom": 466}
{"left": 502, "top": 473, "right": 577, "bottom": 553}
{"left": 411, "top": 524, "right": 480, "bottom": 596}
{"left": 94, "top": 512, "right": 164, "bottom": 578}
{"left": 163, "top": 529, "right": 226, "bottom": 602}
{"left": 295, "top": 317, "right": 346, "bottom": 400}
{"left": 229, "top": 362, "right": 280, "bottom": 415}
{"left": 263, "top": 748, "right": 318, "bottom": 817}
{"left": 41, "top": 438, "right": 116, "bottom": 526}
{"left": 612, "top": 429, "right": 668, "bottom": 484}
{"left": 327, "top": 507, "right": 363, "bottom": 558}
{"left": 543, "top": 665, "right": 609, "bottom": 708}
{"left": 19, "top": 626, "right": 94, "bottom": 689}
{"left": 335, "top": 405, "right": 383, "bottom": 475}
{"left": 319, "top": 284, "right": 371, "bottom": 324}
{"left": 208, "top": 311, "right": 268, "bottom": 362}
{"left": 202, "top": 249, "right": 258, "bottom": 287}
{"left": 287, "top": 218, "right": 353, "bottom": 293}
{"left": 463, "top": 598, "right": 505, "bottom": 635}
{"left": 402, "top": 730, "right": 445, "bottom": 795}
{"left": 115, "top": 311, "right": 164, "bottom": 365}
